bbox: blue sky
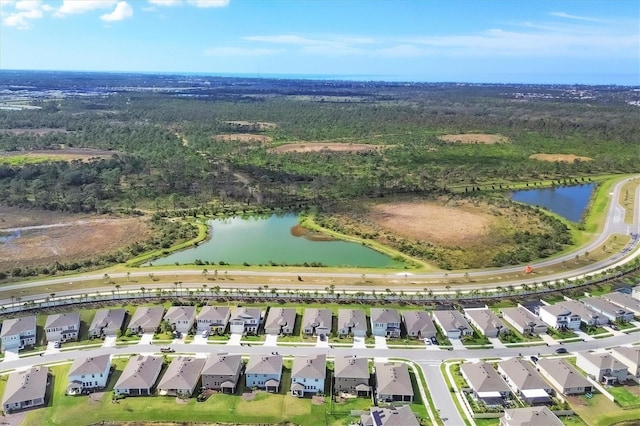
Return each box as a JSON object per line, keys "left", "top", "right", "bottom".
{"left": 0, "top": 0, "right": 638, "bottom": 84}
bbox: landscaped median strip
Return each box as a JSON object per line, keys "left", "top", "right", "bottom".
{"left": 440, "top": 360, "right": 475, "bottom": 426}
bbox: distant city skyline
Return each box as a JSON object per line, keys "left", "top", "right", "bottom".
{"left": 1, "top": 0, "right": 638, "bottom": 85}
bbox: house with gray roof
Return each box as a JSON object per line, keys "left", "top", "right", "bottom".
{"left": 497, "top": 358, "right": 553, "bottom": 405}
{"left": 157, "top": 356, "right": 206, "bottom": 397}
{"left": 500, "top": 406, "right": 563, "bottom": 426}
{"left": 374, "top": 362, "right": 413, "bottom": 403}
{"left": 602, "top": 292, "right": 640, "bottom": 316}
{"left": 114, "top": 355, "right": 163, "bottom": 396}
{"left": 402, "top": 311, "right": 436, "bottom": 339}
{"left": 291, "top": 354, "right": 326, "bottom": 397}
{"left": 501, "top": 307, "right": 547, "bottom": 336}
{"left": 464, "top": 308, "right": 508, "bottom": 338}
{"left": 537, "top": 304, "right": 581, "bottom": 330}
{"left": 432, "top": 310, "right": 473, "bottom": 339}
{"left": 164, "top": 306, "right": 197, "bottom": 334}
{"left": 1, "top": 315, "right": 36, "bottom": 352}
{"left": 556, "top": 300, "right": 608, "bottom": 326}
{"left": 536, "top": 358, "right": 593, "bottom": 396}
{"left": 245, "top": 354, "right": 283, "bottom": 392}
{"left": 229, "top": 307, "right": 261, "bottom": 335}
{"left": 337, "top": 309, "right": 367, "bottom": 337}
{"left": 612, "top": 346, "right": 640, "bottom": 379}
{"left": 370, "top": 308, "right": 401, "bottom": 338}
{"left": 196, "top": 306, "right": 230, "bottom": 333}
{"left": 576, "top": 351, "right": 628, "bottom": 384}
{"left": 301, "top": 308, "right": 332, "bottom": 336}
{"left": 334, "top": 356, "right": 370, "bottom": 397}
{"left": 2, "top": 366, "right": 49, "bottom": 413}
{"left": 360, "top": 405, "right": 420, "bottom": 426}
{"left": 264, "top": 307, "right": 296, "bottom": 335}
{"left": 67, "top": 354, "right": 111, "bottom": 395}
{"left": 582, "top": 297, "right": 634, "bottom": 323}
{"left": 128, "top": 306, "right": 164, "bottom": 334}
{"left": 201, "top": 353, "right": 243, "bottom": 393}
{"left": 460, "top": 362, "right": 511, "bottom": 406}
{"left": 45, "top": 312, "right": 80, "bottom": 343}
{"left": 89, "top": 308, "right": 126, "bottom": 338}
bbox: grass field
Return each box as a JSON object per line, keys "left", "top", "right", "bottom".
{"left": 608, "top": 384, "right": 640, "bottom": 408}
{"left": 567, "top": 393, "right": 640, "bottom": 426}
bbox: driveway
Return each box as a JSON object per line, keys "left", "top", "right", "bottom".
{"left": 450, "top": 339, "right": 465, "bottom": 349}
{"left": 539, "top": 334, "right": 558, "bottom": 346}
{"left": 102, "top": 336, "right": 117, "bottom": 347}
{"left": 264, "top": 334, "right": 279, "bottom": 347}
{"left": 3, "top": 348, "right": 20, "bottom": 361}
{"left": 374, "top": 336, "right": 388, "bottom": 349}
{"left": 353, "top": 336, "right": 366, "bottom": 349}
{"left": 139, "top": 333, "right": 154, "bottom": 345}
{"left": 227, "top": 333, "right": 242, "bottom": 346}
{"left": 191, "top": 335, "right": 208, "bottom": 345}
{"left": 44, "top": 341, "right": 61, "bottom": 355}
{"left": 315, "top": 335, "right": 329, "bottom": 348}
{"left": 574, "top": 330, "right": 595, "bottom": 341}
{"left": 488, "top": 337, "right": 506, "bottom": 349}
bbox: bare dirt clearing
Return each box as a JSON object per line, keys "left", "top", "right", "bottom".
{"left": 529, "top": 153, "right": 593, "bottom": 163}
{"left": 438, "top": 133, "right": 509, "bottom": 144}
{"left": 225, "top": 120, "right": 277, "bottom": 130}
{"left": 213, "top": 134, "right": 273, "bottom": 143}
{"left": 270, "top": 142, "right": 383, "bottom": 153}
{"left": 0, "top": 148, "right": 116, "bottom": 162}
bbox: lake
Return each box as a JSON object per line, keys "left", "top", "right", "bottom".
{"left": 511, "top": 183, "right": 596, "bottom": 222}
{"left": 150, "top": 214, "right": 402, "bottom": 268}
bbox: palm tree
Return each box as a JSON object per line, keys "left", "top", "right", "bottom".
{"left": 115, "top": 284, "right": 121, "bottom": 299}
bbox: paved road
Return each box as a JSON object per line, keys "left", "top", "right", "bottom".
{"left": 422, "top": 362, "right": 464, "bottom": 425}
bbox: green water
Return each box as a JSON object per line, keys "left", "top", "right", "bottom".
{"left": 151, "top": 214, "right": 402, "bottom": 268}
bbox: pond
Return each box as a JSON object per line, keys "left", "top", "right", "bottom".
{"left": 511, "top": 183, "right": 596, "bottom": 222}
{"left": 150, "top": 214, "right": 402, "bottom": 268}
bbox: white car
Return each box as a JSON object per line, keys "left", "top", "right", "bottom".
{"left": 201, "top": 330, "right": 210, "bottom": 338}
{"left": 423, "top": 338, "right": 431, "bottom": 345}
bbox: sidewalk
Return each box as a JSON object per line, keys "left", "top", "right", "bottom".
{"left": 227, "top": 333, "right": 242, "bottom": 346}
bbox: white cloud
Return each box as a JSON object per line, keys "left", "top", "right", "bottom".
{"left": 550, "top": 11, "right": 605, "bottom": 23}
{"left": 100, "top": 1, "right": 133, "bottom": 21}
{"left": 148, "top": 0, "right": 182, "bottom": 6}
{"left": 2, "top": 7, "right": 42, "bottom": 29}
{"left": 55, "top": 0, "right": 116, "bottom": 17}
{"left": 188, "top": 0, "right": 229, "bottom": 7}
{"left": 204, "top": 46, "right": 279, "bottom": 56}
{"left": 15, "top": 0, "right": 39, "bottom": 10}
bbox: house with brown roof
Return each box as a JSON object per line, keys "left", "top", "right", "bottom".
{"left": 201, "top": 353, "right": 243, "bottom": 393}
{"left": 536, "top": 358, "right": 593, "bottom": 396}
{"left": 301, "top": 308, "right": 332, "bottom": 336}
{"left": 333, "top": 356, "right": 370, "bottom": 397}
{"left": 114, "top": 355, "right": 163, "bottom": 396}
{"left": 611, "top": 346, "right": 640, "bottom": 379}
{"left": 45, "top": 312, "right": 81, "bottom": 343}
{"left": 501, "top": 307, "right": 547, "bottom": 336}
{"left": 360, "top": 405, "right": 420, "bottom": 426}
{"left": 245, "top": 354, "right": 283, "bottom": 392}
{"left": 432, "top": 310, "right": 473, "bottom": 339}
{"left": 402, "top": 311, "right": 436, "bottom": 339}
{"left": 264, "top": 307, "right": 296, "bottom": 335}
{"left": 157, "top": 356, "right": 206, "bottom": 397}
{"left": 196, "top": 306, "right": 230, "bottom": 333}
{"left": 1, "top": 315, "right": 36, "bottom": 352}
{"left": 500, "top": 406, "right": 563, "bottom": 426}
{"left": 576, "top": 351, "right": 628, "bottom": 384}
{"left": 582, "top": 297, "right": 635, "bottom": 323}
{"left": 88, "top": 308, "right": 126, "bottom": 338}
{"left": 464, "top": 308, "right": 508, "bottom": 338}
{"left": 67, "top": 354, "right": 111, "bottom": 395}
{"left": 291, "top": 354, "right": 326, "bottom": 397}
{"left": 370, "top": 308, "right": 401, "bottom": 338}
{"left": 229, "top": 307, "right": 261, "bottom": 335}
{"left": 337, "top": 309, "right": 367, "bottom": 337}
{"left": 460, "top": 362, "right": 511, "bottom": 406}
{"left": 128, "top": 306, "right": 165, "bottom": 334}
{"left": 2, "top": 366, "right": 49, "bottom": 413}
{"left": 497, "top": 358, "right": 553, "bottom": 405}
{"left": 374, "top": 362, "right": 413, "bottom": 403}
{"left": 164, "top": 306, "right": 197, "bottom": 334}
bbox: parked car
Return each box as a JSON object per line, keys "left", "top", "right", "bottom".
{"left": 201, "top": 330, "right": 210, "bottom": 338}
{"left": 160, "top": 347, "right": 175, "bottom": 353}
{"left": 319, "top": 334, "right": 326, "bottom": 341}
{"left": 555, "top": 347, "right": 568, "bottom": 354}
{"left": 610, "top": 324, "right": 618, "bottom": 330}
{"left": 53, "top": 341, "right": 61, "bottom": 349}
{"left": 530, "top": 356, "right": 539, "bottom": 363}
{"left": 430, "top": 336, "right": 438, "bottom": 345}
{"left": 423, "top": 338, "right": 431, "bottom": 345}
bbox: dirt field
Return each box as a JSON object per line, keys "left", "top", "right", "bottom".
{"left": 0, "top": 148, "right": 116, "bottom": 162}
{"left": 529, "top": 153, "right": 593, "bottom": 163}
{"left": 225, "top": 120, "right": 277, "bottom": 130}
{"left": 270, "top": 142, "right": 383, "bottom": 153}
{"left": 438, "top": 133, "right": 509, "bottom": 144}
{"left": 213, "top": 134, "right": 273, "bottom": 143}
{"left": 0, "top": 207, "right": 151, "bottom": 270}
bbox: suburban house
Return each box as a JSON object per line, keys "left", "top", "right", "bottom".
{"left": 556, "top": 300, "right": 608, "bottom": 327}
{"left": 229, "top": 307, "right": 261, "bottom": 335}
{"left": 163, "top": 306, "right": 197, "bottom": 334}
{"left": 2, "top": 366, "right": 49, "bottom": 413}
{"left": 291, "top": 354, "right": 327, "bottom": 397}
{"left": 576, "top": 351, "right": 628, "bottom": 384}
{"left": 370, "top": 308, "right": 401, "bottom": 338}
{"left": 611, "top": 347, "right": 640, "bottom": 379}
{"left": 374, "top": 362, "right": 413, "bottom": 403}
{"left": 264, "top": 307, "right": 297, "bottom": 335}
{"left": 301, "top": 308, "right": 332, "bottom": 336}
{"left": 196, "top": 306, "right": 230, "bottom": 333}
{"left": 114, "top": 355, "right": 163, "bottom": 396}
{"left": 333, "top": 356, "right": 371, "bottom": 397}
{"left": 45, "top": 312, "right": 81, "bottom": 343}
{"left": 157, "top": 356, "right": 206, "bottom": 397}
{"left": 88, "top": 308, "right": 126, "bottom": 338}
{"left": 201, "top": 353, "right": 244, "bottom": 393}
{"left": 581, "top": 297, "right": 635, "bottom": 323}
{"left": 460, "top": 362, "right": 511, "bottom": 406}
{"left": 360, "top": 405, "right": 420, "bottom": 426}
{"left": 245, "top": 354, "right": 283, "bottom": 392}
{"left": 500, "top": 406, "right": 563, "bottom": 426}
{"left": 1, "top": 316, "right": 36, "bottom": 352}
{"left": 432, "top": 310, "right": 473, "bottom": 339}
{"left": 337, "top": 309, "right": 367, "bottom": 337}
{"left": 602, "top": 292, "right": 640, "bottom": 316}
{"left": 128, "top": 306, "right": 165, "bottom": 334}
{"left": 501, "top": 307, "right": 547, "bottom": 336}
{"left": 497, "top": 358, "right": 553, "bottom": 405}
{"left": 537, "top": 304, "right": 581, "bottom": 331}
{"left": 536, "top": 358, "right": 593, "bottom": 396}
{"left": 402, "top": 311, "right": 437, "bottom": 339}
{"left": 67, "top": 354, "right": 111, "bottom": 395}
{"left": 464, "top": 308, "right": 508, "bottom": 338}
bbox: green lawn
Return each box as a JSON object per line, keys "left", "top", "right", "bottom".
{"left": 568, "top": 393, "right": 640, "bottom": 426}
{"left": 608, "top": 384, "right": 640, "bottom": 408}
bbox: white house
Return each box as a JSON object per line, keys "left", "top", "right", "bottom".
{"left": 163, "top": 306, "right": 197, "bottom": 334}
{"left": 576, "top": 351, "right": 628, "bottom": 384}
{"left": 229, "top": 307, "right": 261, "bottom": 335}
{"left": 432, "top": 310, "right": 473, "bottom": 339}
{"left": 537, "top": 304, "right": 581, "bottom": 331}
{"left": 1, "top": 316, "right": 36, "bottom": 352}
{"left": 370, "top": 308, "right": 401, "bottom": 338}
{"left": 501, "top": 307, "right": 547, "bottom": 336}
{"left": 67, "top": 354, "right": 111, "bottom": 395}
{"left": 45, "top": 312, "right": 81, "bottom": 343}
{"left": 196, "top": 306, "right": 230, "bottom": 333}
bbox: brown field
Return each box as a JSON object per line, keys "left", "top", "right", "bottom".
{"left": 0, "top": 128, "right": 69, "bottom": 136}
{"left": 0, "top": 148, "right": 116, "bottom": 161}
{"left": 529, "top": 153, "right": 593, "bottom": 163}
{"left": 270, "top": 142, "right": 382, "bottom": 153}
{"left": 225, "top": 120, "right": 277, "bottom": 130}
{"left": 0, "top": 207, "right": 151, "bottom": 270}
{"left": 213, "top": 134, "right": 273, "bottom": 143}
{"left": 438, "top": 133, "right": 509, "bottom": 144}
